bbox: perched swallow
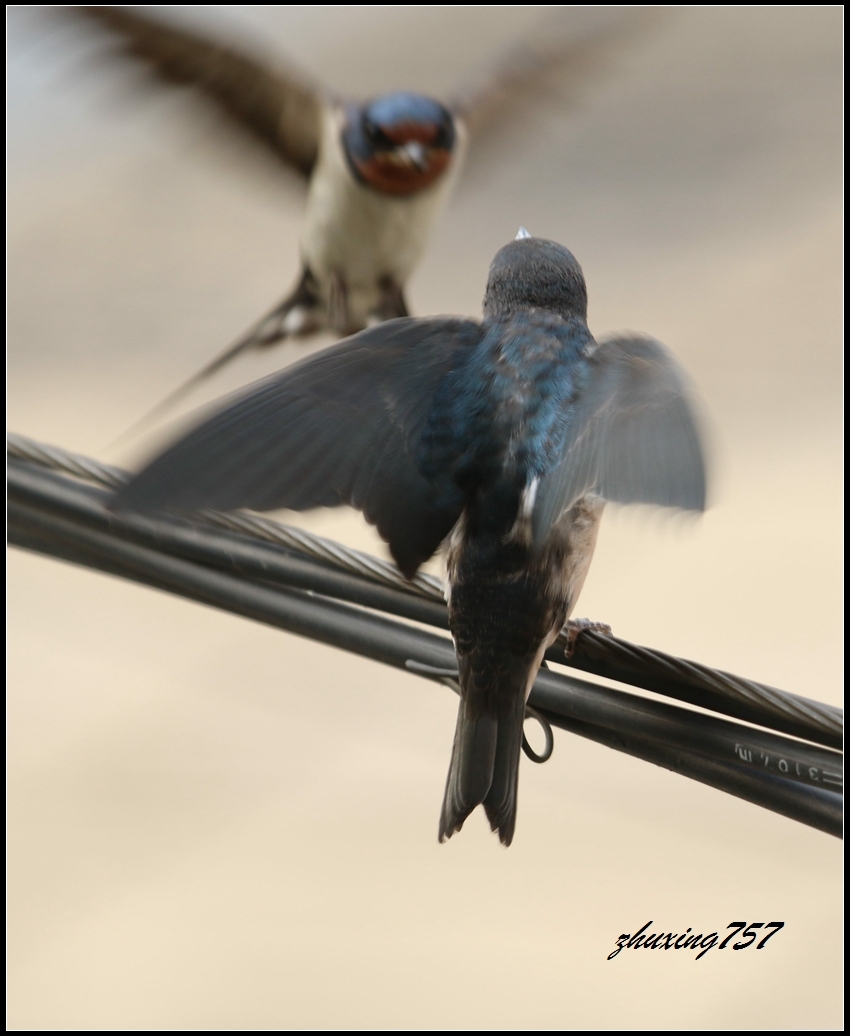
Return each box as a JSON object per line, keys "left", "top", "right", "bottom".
{"left": 62, "top": 6, "right": 646, "bottom": 422}
{"left": 115, "top": 234, "right": 707, "bottom": 845}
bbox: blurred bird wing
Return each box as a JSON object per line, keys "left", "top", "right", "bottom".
{"left": 69, "top": 6, "right": 325, "bottom": 176}
{"left": 115, "top": 318, "right": 483, "bottom": 578}
{"left": 532, "top": 333, "right": 707, "bottom": 546}
{"left": 449, "top": 7, "right": 655, "bottom": 143}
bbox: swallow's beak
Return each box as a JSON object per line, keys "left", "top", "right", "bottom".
{"left": 401, "top": 141, "right": 429, "bottom": 171}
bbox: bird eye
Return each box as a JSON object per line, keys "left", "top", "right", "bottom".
{"left": 434, "top": 119, "right": 455, "bottom": 151}
{"left": 363, "top": 118, "right": 389, "bottom": 145}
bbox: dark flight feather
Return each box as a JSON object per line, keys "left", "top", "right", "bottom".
{"left": 531, "top": 333, "right": 707, "bottom": 546}
{"left": 114, "top": 317, "right": 482, "bottom": 577}
{"left": 66, "top": 6, "right": 647, "bottom": 174}
{"left": 71, "top": 6, "right": 323, "bottom": 176}
{"left": 450, "top": 6, "right": 654, "bottom": 144}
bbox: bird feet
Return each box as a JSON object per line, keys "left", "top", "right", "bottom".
{"left": 373, "top": 275, "right": 409, "bottom": 321}
{"left": 252, "top": 303, "right": 321, "bottom": 345}
{"left": 561, "top": 617, "right": 613, "bottom": 658}
{"left": 251, "top": 267, "right": 325, "bottom": 346}
{"left": 329, "top": 270, "right": 362, "bottom": 336}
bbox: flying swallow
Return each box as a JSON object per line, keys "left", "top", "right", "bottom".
{"left": 61, "top": 6, "right": 648, "bottom": 425}
{"left": 114, "top": 233, "right": 707, "bottom": 845}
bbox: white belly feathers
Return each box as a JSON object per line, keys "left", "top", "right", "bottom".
{"left": 301, "top": 108, "right": 465, "bottom": 325}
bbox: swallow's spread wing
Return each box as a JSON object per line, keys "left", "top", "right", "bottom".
{"left": 450, "top": 7, "right": 653, "bottom": 144}
{"left": 115, "top": 318, "right": 482, "bottom": 577}
{"left": 69, "top": 6, "right": 323, "bottom": 176}
{"left": 532, "top": 333, "right": 707, "bottom": 546}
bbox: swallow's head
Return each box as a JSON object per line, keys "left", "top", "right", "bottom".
{"left": 343, "top": 93, "right": 456, "bottom": 197}
{"left": 483, "top": 236, "right": 588, "bottom": 322}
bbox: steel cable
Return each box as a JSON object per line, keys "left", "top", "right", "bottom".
{"left": 8, "top": 433, "right": 842, "bottom": 749}
{"left": 8, "top": 450, "right": 843, "bottom": 836}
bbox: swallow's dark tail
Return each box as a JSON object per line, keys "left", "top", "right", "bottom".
{"left": 106, "top": 269, "right": 322, "bottom": 451}
{"left": 438, "top": 660, "right": 530, "bottom": 847}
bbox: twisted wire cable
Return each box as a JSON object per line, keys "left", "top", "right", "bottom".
{"left": 8, "top": 433, "right": 842, "bottom": 748}
{"left": 7, "top": 433, "right": 445, "bottom": 600}
{"left": 7, "top": 443, "right": 843, "bottom": 834}
{"left": 553, "top": 629, "right": 843, "bottom": 745}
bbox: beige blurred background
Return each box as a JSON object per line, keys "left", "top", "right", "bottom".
{"left": 7, "top": 6, "right": 842, "bottom": 1030}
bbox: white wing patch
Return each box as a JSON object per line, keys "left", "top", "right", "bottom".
{"left": 505, "top": 477, "right": 540, "bottom": 544}
{"left": 521, "top": 477, "right": 540, "bottom": 517}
